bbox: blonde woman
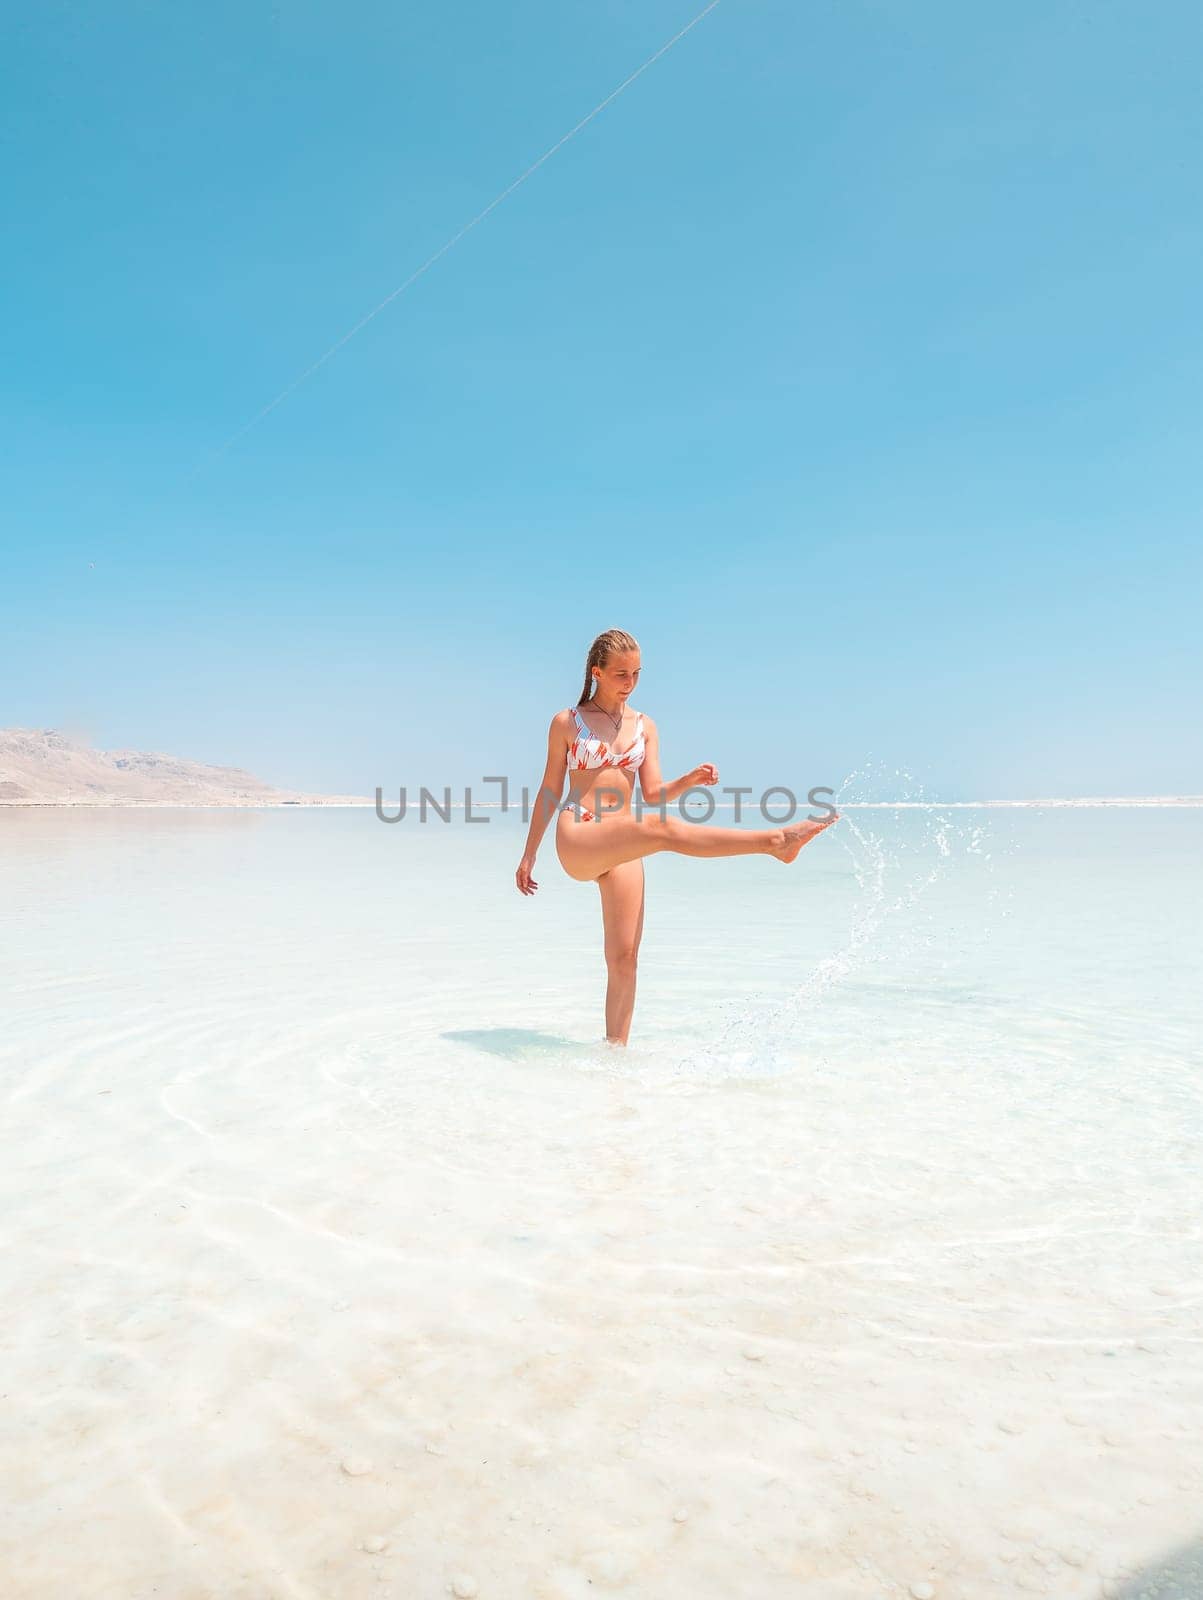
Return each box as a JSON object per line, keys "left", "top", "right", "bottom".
{"left": 515, "top": 629, "right": 837, "bottom": 1046}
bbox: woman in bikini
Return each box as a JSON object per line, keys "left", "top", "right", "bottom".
{"left": 514, "top": 629, "right": 838, "bottom": 1046}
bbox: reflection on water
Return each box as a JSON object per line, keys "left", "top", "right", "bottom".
{"left": 443, "top": 1028, "right": 582, "bottom": 1059}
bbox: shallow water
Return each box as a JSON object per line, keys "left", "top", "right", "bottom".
{"left": 2, "top": 805, "right": 1201, "bottom": 1598}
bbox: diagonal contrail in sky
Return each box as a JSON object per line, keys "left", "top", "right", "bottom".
{"left": 202, "top": 0, "right": 724, "bottom": 464}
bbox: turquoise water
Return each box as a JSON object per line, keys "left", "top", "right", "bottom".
{"left": 1, "top": 805, "right": 1200, "bottom": 1598}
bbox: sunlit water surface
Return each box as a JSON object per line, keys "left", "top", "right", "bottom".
{"left": 2, "top": 805, "right": 1200, "bottom": 1599}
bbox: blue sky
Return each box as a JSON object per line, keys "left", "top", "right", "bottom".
{"left": 3, "top": 0, "right": 1200, "bottom": 799}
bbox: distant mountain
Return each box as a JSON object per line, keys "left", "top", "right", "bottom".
{"left": 0, "top": 727, "right": 352, "bottom": 805}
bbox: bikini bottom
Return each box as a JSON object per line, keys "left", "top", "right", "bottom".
{"left": 563, "top": 801, "right": 598, "bottom": 823}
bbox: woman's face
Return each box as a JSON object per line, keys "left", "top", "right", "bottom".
{"left": 594, "top": 650, "right": 641, "bottom": 701}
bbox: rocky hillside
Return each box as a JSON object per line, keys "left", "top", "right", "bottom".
{"left": 0, "top": 728, "right": 341, "bottom": 805}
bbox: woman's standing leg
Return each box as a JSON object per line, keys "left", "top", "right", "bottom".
{"left": 597, "top": 858, "right": 645, "bottom": 1046}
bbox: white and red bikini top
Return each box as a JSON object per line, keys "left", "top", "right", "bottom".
{"left": 567, "top": 705, "right": 646, "bottom": 772}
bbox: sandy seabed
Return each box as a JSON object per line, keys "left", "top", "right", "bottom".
{"left": 1, "top": 805, "right": 1201, "bottom": 1599}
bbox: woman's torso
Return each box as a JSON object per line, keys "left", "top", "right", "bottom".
{"left": 562, "top": 702, "right": 646, "bottom": 816}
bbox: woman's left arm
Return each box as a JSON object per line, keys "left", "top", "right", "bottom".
{"left": 638, "top": 716, "right": 719, "bottom": 807}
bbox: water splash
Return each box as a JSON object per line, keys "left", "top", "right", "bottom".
{"left": 673, "top": 762, "right": 1008, "bottom": 1079}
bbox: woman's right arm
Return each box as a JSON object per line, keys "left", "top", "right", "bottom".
{"left": 515, "top": 711, "right": 571, "bottom": 896}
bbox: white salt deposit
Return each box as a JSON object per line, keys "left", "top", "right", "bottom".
{"left": 0, "top": 804, "right": 1200, "bottom": 1598}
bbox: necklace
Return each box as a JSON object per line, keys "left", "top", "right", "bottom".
{"left": 589, "top": 686, "right": 624, "bottom": 733}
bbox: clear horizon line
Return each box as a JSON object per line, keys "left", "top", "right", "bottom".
{"left": 359, "top": 794, "right": 1203, "bottom": 807}
{"left": 6, "top": 796, "right": 1201, "bottom": 810}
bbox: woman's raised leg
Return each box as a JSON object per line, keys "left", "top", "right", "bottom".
{"left": 558, "top": 806, "right": 837, "bottom": 882}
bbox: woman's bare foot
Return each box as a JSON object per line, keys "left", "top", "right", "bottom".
{"left": 771, "top": 812, "right": 838, "bottom": 863}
